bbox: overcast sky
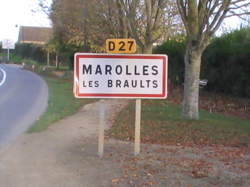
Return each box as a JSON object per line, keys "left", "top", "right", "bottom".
{"left": 0, "top": 0, "right": 246, "bottom": 43}
{"left": 0, "top": 0, "right": 51, "bottom": 42}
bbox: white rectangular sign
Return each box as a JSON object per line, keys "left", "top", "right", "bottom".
{"left": 74, "top": 53, "right": 168, "bottom": 99}
{"left": 2, "top": 39, "right": 15, "bottom": 49}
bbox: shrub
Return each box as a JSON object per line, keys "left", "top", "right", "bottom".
{"left": 154, "top": 37, "right": 185, "bottom": 86}
{"left": 13, "top": 43, "right": 47, "bottom": 64}
{"left": 154, "top": 28, "right": 250, "bottom": 98}
{"left": 202, "top": 27, "right": 250, "bottom": 97}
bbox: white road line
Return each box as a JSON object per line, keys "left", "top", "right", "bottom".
{"left": 0, "top": 67, "right": 7, "bottom": 87}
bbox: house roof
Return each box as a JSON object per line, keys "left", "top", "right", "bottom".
{"left": 18, "top": 26, "right": 52, "bottom": 45}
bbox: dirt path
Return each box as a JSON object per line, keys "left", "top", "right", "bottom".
{"left": 0, "top": 99, "right": 129, "bottom": 187}
{"left": 0, "top": 99, "right": 250, "bottom": 187}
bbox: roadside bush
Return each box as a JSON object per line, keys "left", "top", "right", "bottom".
{"left": 202, "top": 27, "right": 250, "bottom": 97}
{"left": 154, "top": 37, "right": 185, "bottom": 86}
{"left": 13, "top": 43, "right": 47, "bottom": 64}
{"left": 154, "top": 28, "right": 250, "bottom": 98}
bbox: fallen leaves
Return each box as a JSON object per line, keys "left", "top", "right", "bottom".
{"left": 104, "top": 87, "right": 250, "bottom": 186}
{"left": 203, "top": 146, "right": 250, "bottom": 173}
{"left": 111, "top": 178, "right": 120, "bottom": 183}
{"left": 105, "top": 140, "right": 250, "bottom": 187}
{"left": 169, "top": 87, "right": 250, "bottom": 119}
{"left": 172, "top": 157, "right": 214, "bottom": 178}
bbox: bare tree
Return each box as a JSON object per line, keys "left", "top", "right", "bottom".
{"left": 48, "top": 0, "right": 131, "bottom": 51}
{"left": 119, "top": 0, "right": 181, "bottom": 53}
{"left": 38, "top": 0, "right": 51, "bottom": 15}
{"left": 176, "top": 0, "right": 250, "bottom": 119}
{"left": 98, "top": 0, "right": 129, "bottom": 38}
{"left": 50, "top": 0, "right": 89, "bottom": 48}
{"left": 41, "top": 0, "right": 182, "bottom": 53}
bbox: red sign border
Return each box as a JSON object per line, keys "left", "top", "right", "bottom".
{"left": 74, "top": 53, "right": 168, "bottom": 99}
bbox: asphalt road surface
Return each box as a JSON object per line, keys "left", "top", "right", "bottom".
{"left": 0, "top": 64, "right": 48, "bottom": 148}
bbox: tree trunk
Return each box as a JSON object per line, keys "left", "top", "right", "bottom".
{"left": 117, "top": 1, "right": 128, "bottom": 38}
{"left": 55, "top": 53, "right": 59, "bottom": 70}
{"left": 142, "top": 43, "right": 153, "bottom": 54}
{"left": 182, "top": 45, "right": 203, "bottom": 120}
{"left": 47, "top": 51, "right": 50, "bottom": 67}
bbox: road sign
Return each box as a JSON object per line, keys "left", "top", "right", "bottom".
{"left": 106, "top": 39, "right": 136, "bottom": 54}
{"left": 2, "top": 39, "right": 15, "bottom": 49}
{"left": 74, "top": 53, "right": 168, "bottom": 99}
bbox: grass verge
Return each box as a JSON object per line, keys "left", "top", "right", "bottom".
{"left": 107, "top": 100, "right": 250, "bottom": 146}
{"left": 28, "top": 76, "right": 96, "bottom": 132}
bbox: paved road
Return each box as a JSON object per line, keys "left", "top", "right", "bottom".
{"left": 0, "top": 64, "right": 48, "bottom": 148}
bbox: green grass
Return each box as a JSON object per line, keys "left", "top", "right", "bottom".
{"left": 107, "top": 100, "right": 250, "bottom": 146}
{"left": 28, "top": 76, "right": 96, "bottom": 132}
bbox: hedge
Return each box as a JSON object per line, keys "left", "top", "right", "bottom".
{"left": 202, "top": 28, "right": 250, "bottom": 97}
{"left": 13, "top": 43, "right": 47, "bottom": 64}
{"left": 153, "top": 37, "right": 185, "bottom": 86}
{"left": 154, "top": 27, "right": 250, "bottom": 98}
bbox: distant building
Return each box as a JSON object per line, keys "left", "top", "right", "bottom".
{"left": 18, "top": 26, "right": 52, "bottom": 45}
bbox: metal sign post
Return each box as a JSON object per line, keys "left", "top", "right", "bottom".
{"left": 98, "top": 101, "right": 105, "bottom": 158}
{"left": 7, "top": 49, "right": 10, "bottom": 61}
{"left": 74, "top": 40, "right": 168, "bottom": 158}
{"left": 106, "top": 39, "right": 142, "bottom": 155}
{"left": 134, "top": 99, "right": 141, "bottom": 155}
{"left": 74, "top": 53, "right": 167, "bottom": 157}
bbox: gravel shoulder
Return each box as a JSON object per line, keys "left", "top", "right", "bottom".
{"left": 0, "top": 99, "right": 249, "bottom": 187}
